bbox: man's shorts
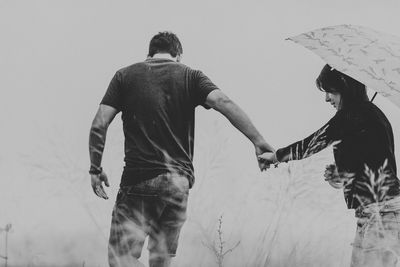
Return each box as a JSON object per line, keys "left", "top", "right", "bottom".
{"left": 108, "top": 172, "right": 189, "bottom": 266}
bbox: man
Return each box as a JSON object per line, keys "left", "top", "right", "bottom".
{"left": 89, "top": 31, "right": 273, "bottom": 267}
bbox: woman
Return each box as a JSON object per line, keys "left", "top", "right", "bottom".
{"left": 259, "top": 64, "right": 400, "bottom": 267}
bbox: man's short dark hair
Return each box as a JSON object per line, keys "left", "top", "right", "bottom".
{"left": 148, "top": 31, "right": 183, "bottom": 58}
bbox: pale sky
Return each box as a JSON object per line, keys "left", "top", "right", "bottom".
{"left": 1, "top": 0, "right": 400, "bottom": 158}
{"left": 1, "top": 0, "right": 400, "bottom": 265}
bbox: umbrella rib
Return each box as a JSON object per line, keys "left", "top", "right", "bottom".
{"left": 371, "top": 92, "right": 378, "bottom": 102}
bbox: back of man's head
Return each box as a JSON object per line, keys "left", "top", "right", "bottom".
{"left": 148, "top": 31, "right": 183, "bottom": 58}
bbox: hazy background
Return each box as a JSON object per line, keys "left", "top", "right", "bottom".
{"left": 1, "top": 0, "right": 400, "bottom": 266}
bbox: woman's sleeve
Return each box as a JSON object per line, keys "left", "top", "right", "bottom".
{"left": 276, "top": 113, "right": 345, "bottom": 162}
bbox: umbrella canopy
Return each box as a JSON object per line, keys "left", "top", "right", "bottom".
{"left": 287, "top": 24, "right": 400, "bottom": 108}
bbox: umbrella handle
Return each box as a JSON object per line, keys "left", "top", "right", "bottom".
{"left": 371, "top": 92, "right": 378, "bottom": 102}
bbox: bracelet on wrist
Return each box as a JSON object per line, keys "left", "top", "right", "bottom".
{"left": 89, "top": 166, "right": 103, "bottom": 175}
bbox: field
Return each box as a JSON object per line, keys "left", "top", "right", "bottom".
{"left": 0, "top": 116, "right": 361, "bottom": 267}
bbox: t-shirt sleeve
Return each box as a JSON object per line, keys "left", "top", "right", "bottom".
{"left": 191, "top": 70, "right": 220, "bottom": 109}
{"left": 100, "top": 71, "right": 123, "bottom": 112}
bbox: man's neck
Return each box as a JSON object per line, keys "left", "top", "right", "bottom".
{"left": 150, "top": 53, "right": 179, "bottom": 62}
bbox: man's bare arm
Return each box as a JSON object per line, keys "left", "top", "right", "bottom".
{"left": 89, "top": 104, "right": 118, "bottom": 199}
{"left": 89, "top": 104, "right": 118, "bottom": 170}
{"left": 205, "top": 90, "right": 274, "bottom": 170}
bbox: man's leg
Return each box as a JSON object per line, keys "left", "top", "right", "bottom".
{"left": 147, "top": 208, "right": 186, "bottom": 267}
{"left": 149, "top": 255, "right": 172, "bottom": 267}
{"left": 148, "top": 174, "right": 189, "bottom": 267}
{"left": 108, "top": 187, "right": 152, "bottom": 267}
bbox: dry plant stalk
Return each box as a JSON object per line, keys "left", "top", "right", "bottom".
{"left": 203, "top": 215, "right": 240, "bottom": 267}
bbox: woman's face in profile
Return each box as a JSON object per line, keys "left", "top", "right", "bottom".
{"left": 325, "top": 91, "right": 342, "bottom": 110}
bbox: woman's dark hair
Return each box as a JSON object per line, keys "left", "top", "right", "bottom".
{"left": 148, "top": 31, "right": 183, "bottom": 58}
{"left": 316, "top": 64, "right": 369, "bottom": 109}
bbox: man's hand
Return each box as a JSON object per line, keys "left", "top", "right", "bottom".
{"left": 254, "top": 139, "right": 275, "bottom": 172}
{"left": 257, "top": 151, "right": 279, "bottom": 171}
{"left": 324, "top": 164, "right": 354, "bottom": 189}
{"left": 255, "top": 142, "right": 275, "bottom": 171}
{"left": 91, "top": 171, "right": 110, "bottom": 199}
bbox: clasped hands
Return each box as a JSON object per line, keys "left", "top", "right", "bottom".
{"left": 254, "top": 141, "right": 279, "bottom": 172}
{"left": 257, "top": 151, "right": 279, "bottom": 171}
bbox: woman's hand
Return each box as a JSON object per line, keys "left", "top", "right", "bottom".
{"left": 324, "top": 164, "right": 354, "bottom": 189}
{"left": 324, "top": 164, "right": 343, "bottom": 189}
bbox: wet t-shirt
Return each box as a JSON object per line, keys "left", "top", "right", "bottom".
{"left": 101, "top": 58, "right": 219, "bottom": 188}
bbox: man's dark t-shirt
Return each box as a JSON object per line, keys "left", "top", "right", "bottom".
{"left": 101, "top": 58, "right": 219, "bottom": 188}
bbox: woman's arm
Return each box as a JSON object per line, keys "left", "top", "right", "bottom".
{"left": 258, "top": 120, "right": 335, "bottom": 167}
{"left": 258, "top": 108, "right": 368, "bottom": 171}
{"left": 271, "top": 111, "right": 348, "bottom": 164}
{"left": 276, "top": 122, "right": 333, "bottom": 162}
{"left": 276, "top": 107, "right": 369, "bottom": 163}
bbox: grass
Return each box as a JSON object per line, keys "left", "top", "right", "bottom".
{"left": 2, "top": 117, "right": 400, "bottom": 266}
{"left": 173, "top": 134, "right": 356, "bottom": 267}
{"left": 1, "top": 126, "right": 354, "bottom": 266}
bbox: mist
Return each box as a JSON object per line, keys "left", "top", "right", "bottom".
{"left": 1, "top": 0, "right": 400, "bottom": 266}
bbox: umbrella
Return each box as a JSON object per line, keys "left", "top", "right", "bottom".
{"left": 287, "top": 24, "right": 400, "bottom": 108}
